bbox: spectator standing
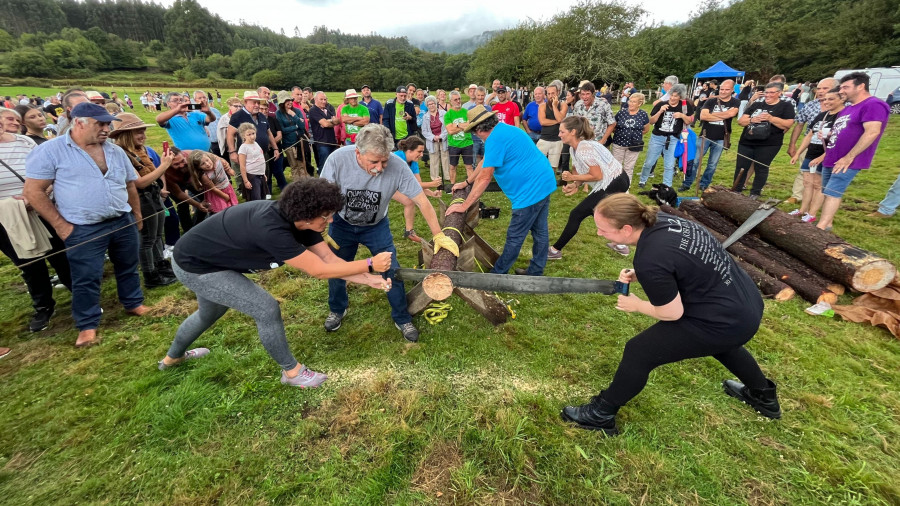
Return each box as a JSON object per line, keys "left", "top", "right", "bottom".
{"left": 24, "top": 103, "right": 149, "bottom": 347}
{"left": 522, "top": 86, "right": 545, "bottom": 143}
{"left": 785, "top": 78, "right": 839, "bottom": 204}
{"left": 360, "top": 85, "right": 383, "bottom": 124}
{"left": 463, "top": 84, "right": 478, "bottom": 110}
{"left": 471, "top": 86, "right": 489, "bottom": 164}
{"left": 110, "top": 113, "right": 177, "bottom": 288}
{"left": 637, "top": 84, "right": 695, "bottom": 188}
{"left": 156, "top": 92, "right": 216, "bottom": 151}
{"left": 237, "top": 123, "right": 268, "bottom": 201}
{"left": 57, "top": 90, "right": 88, "bottom": 136}
{"left": 537, "top": 81, "right": 568, "bottom": 173}
{"left": 421, "top": 96, "right": 450, "bottom": 184}
{"left": 609, "top": 92, "right": 651, "bottom": 184}
{"left": 275, "top": 92, "right": 309, "bottom": 179}
{"left": 194, "top": 90, "right": 222, "bottom": 156}
{"left": 217, "top": 97, "right": 242, "bottom": 167}
{"left": 226, "top": 91, "right": 279, "bottom": 178}
{"left": 808, "top": 73, "right": 890, "bottom": 231}
{"left": 444, "top": 91, "right": 474, "bottom": 183}
{"left": 308, "top": 91, "right": 338, "bottom": 170}
{"left": 43, "top": 96, "right": 64, "bottom": 124}
{"left": 573, "top": 82, "right": 616, "bottom": 145}
{"left": 693, "top": 79, "right": 740, "bottom": 191}
{"left": 0, "top": 127, "right": 72, "bottom": 332}
{"left": 290, "top": 87, "right": 314, "bottom": 177}
{"left": 338, "top": 89, "right": 371, "bottom": 145}
{"left": 737, "top": 79, "right": 755, "bottom": 118}
{"left": 733, "top": 82, "right": 795, "bottom": 198}
{"left": 491, "top": 86, "right": 521, "bottom": 127}
{"left": 382, "top": 86, "right": 418, "bottom": 148}
{"left": 15, "top": 105, "right": 48, "bottom": 145}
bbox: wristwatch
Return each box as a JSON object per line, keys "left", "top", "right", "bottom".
{"left": 367, "top": 257, "right": 374, "bottom": 273}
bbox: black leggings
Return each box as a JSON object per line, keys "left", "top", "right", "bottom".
{"left": 602, "top": 319, "right": 769, "bottom": 408}
{"left": 733, "top": 143, "right": 781, "bottom": 196}
{"left": 553, "top": 172, "right": 630, "bottom": 251}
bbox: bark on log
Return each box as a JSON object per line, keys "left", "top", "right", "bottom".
{"left": 660, "top": 206, "right": 795, "bottom": 301}
{"left": 429, "top": 186, "right": 470, "bottom": 271}
{"left": 671, "top": 201, "right": 839, "bottom": 304}
{"left": 453, "top": 287, "right": 510, "bottom": 326}
{"left": 701, "top": 186, "right": 896, "bottom": 292}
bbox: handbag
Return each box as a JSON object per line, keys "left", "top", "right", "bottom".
{"left": 745, "top": 121, "right": 770, "bottom": 140}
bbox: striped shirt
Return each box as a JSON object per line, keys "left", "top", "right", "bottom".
{"left": 0, "top": 135, "right": 36, "bottom": 199}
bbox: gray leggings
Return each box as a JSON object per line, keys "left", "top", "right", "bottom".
{"left": 168, "top": 260, "right": 299, "bottom": 370}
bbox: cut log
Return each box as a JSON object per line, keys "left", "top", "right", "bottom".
{"left": 670, "top": 202, "right": 838, "bottom": 304}
{"left": 659, "top": 206, "right": 795, "bottom": 301}
{"left": 406, "top": 283, "right": 434, "bottom": 315}
{"left": 422, "top": 273, "right": 453, "bottom": 300}
{"left": 701, "top": 187, "right": 897, "bottom": 292}
{"left": 453, "top": 287, "right": 509, "bottom": 325}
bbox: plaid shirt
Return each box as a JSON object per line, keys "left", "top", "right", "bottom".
{"left": 574, "top": 99, "right": 615, "bottom": 141}
{"left": 796, "top": 99, "right": 822, "bottom": 133}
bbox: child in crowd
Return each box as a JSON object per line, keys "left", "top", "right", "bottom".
{"left": 187, "top": 151, "right": 238, "bottom": 213}
{"left": 237, "top": 123, "right": 267, "bottom": 201}
{"left": 391, "top": 136, "right": 441, "bottom": 242}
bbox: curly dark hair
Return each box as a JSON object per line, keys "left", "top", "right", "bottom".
{"left": 278, "top": 178, "right": 344, "bottom": 222}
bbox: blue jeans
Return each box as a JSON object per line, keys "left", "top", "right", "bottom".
{"left": 527, "top": 130, "right": 541, "bottom": 144}
{"left": 327, "top": 214, "right": 411, "bottom": 324}
{"left": 63, "top": 213, "right": 143, "bottom": 330}
{"left": 697, "top": 137, "right": 725, "bottom": 189}
{"left": 471, "top": 135, "right": 484, "bottom": 160}
{"left": 267, "top": 154, "right": 287, "bottom": 193}
{"left": 679, "top": 159, "right": 697, "bottom": 189}
{"left": 877, "top": 172, "right": 900, "bottom": 216}
{"left": 491, "top": 195, "right": 551, "bottom": 276}
{"left": 315, "top": 144, "right": 337, "bottom": 174}
{"left": 639, "top": 134, "right": 677, "bottom": 186}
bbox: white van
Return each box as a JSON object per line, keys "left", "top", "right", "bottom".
{"left": 833, "top": 67, "right": 900, "bottom": 105}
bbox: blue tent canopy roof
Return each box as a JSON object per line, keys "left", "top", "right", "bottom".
{"left": 694, "top": 61, "right": 745, "bottom": 78}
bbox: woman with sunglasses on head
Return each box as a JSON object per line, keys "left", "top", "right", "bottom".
{"left": 158, "top": 178, "right": 393, "bottom": 388}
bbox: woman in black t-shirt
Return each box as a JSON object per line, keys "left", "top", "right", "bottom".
{"left": 733, "top": 82, "right": 796, "bottom": 197}
{"left": 788, "top": 88, "right": 844, "bottom": 222}
{"left": 159, "top": 179, "right": 393, "bottom": 389}
{"left": 561, "top": 194, "right": 781, "bottom": 435}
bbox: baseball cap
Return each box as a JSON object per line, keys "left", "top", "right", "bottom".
{"left": 70, "top": 102, "right": 121, "bottom": 123}
{"left": 360, "top": 84, "right": 371, "bottom": 90}
{"left": 396, "top": 86, "right": 408, "bottom": 94}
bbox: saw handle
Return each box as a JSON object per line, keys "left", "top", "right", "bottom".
{"left": 614, "top": 281, "right": 630, "bottom": 296}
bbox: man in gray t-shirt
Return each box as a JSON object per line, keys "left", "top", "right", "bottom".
{"left": 319, "top": 125, "right": 458, "bottom": 342}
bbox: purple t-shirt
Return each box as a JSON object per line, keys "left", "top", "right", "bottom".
{"left": 823, "top": 96, "right": 890, "bottom": 169}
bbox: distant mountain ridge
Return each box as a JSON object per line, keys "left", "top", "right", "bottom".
{"left": 415, "top": 30, "right": 500, "bottom": 54}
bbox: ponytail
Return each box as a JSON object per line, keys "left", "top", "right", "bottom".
{"left": 397, "top": 135, "right": 425, "bottom": 153}
{"left": 561, "top": 116, "right": 594, "bottom": 141}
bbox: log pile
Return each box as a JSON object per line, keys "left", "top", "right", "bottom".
{"left": 662, "top": 186, "right": 899, "bottom": 304}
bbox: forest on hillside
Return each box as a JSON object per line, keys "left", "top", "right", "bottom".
{"left": 1, "top": 0, "right": 898, "bottom": 88}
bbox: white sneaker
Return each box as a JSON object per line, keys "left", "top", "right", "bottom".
{"left": 788, "top": 209, "right": 801, "bottom": 216}
{"left": 801, "top": 213, "right": 817, "bottom": 223}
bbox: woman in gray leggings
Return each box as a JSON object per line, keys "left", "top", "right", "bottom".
{"left": 158, "top": 178, "right": 392, "bottom": 388}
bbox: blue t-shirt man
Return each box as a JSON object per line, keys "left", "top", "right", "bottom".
{"left": 482, "top": 122, "right": 556, "bottom": 209}
{"left": 521, "top": 100, "right": 543, "bottom": 134}
{"left": 161, "top": 111, "right": 211, "bottom": 151}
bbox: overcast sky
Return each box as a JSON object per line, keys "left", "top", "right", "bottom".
{"left": 157, "top": 0, "right": 706, "bottom": 44}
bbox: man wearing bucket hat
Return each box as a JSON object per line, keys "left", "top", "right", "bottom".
{"left": 338, "top": 89, "right": 371, "bottom": 145}
{"left": 24, "top": 102, "right": 149, "bottom": 347}
{"left": 446, "top": 105, "right": 556, "bottom": 276}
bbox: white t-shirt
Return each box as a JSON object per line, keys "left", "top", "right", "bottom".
{"left": 238, "top": 142, "right": 266, "bottom": 176}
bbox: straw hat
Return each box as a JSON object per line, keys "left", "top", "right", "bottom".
{"left": 242, "top": 91, "right": 263, "bottom": 102}
{"left": 463, "top": 105, "right": 497, "bottom": 132}
{"left": 276, "top": 90, "right": 292, "bottom": 104}
{"left": 344, "top": 89, "right": 359, "bottom": 99}
{"left": 108, "top": 113, "right": 154, "bottom": 138}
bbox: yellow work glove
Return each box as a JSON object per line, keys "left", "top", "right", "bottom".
{"left": 432, "top": 232, "right": 460, "bottom": 257}
{"left": 321, "top": 231, "right": 339, "bottom": 250}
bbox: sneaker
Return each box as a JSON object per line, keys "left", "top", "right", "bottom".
{"left": 395, "top": 321, "right": 419, "bottom": 342}
{"left": 404, "top": 229, "right": 422, "bottom": 243}
{"left": 281, "top": 366, "right": 328, "bottom": 388}
{"left": 29, "top": 306, "right": 54, "bottom": 332}
{"left": 638, "top": 182, "right": 646, "bottom": 189}
{"left": 606, "top": 242, "right": 630, "bottom": 256}
{"left": 868, "top": 211, "right": 892, "bottom": 218}
{"left": 801, "top": 213, "right": 817, "bottom": 223}
{"left": 548, "top": 247, "right": 562, "bottom": 260}
{"left": 514, "top": 268, "right": 529, "bottom": 275}
{"left": 677, "top": 186, "right": 690, "bottom": 192}
{"left": 324, "top": 309, "right": 347, "bottom": 332}
{"left": 157, "top": 348, "right": 211, "bottom": 370}
{"left": 788, "top": 209, "right": 801, "bottom": 216}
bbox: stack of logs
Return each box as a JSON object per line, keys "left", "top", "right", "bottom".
{"left": 663, "top": 186, "right": 898, "bottom": 304}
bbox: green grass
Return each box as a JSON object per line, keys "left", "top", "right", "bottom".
{"left": 1, "top": 93, "right": 899, "bottom": 504}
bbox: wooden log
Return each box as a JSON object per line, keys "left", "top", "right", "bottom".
{"left": 406, "top": 283, "right": 434, "bottom": 316}
{"left": 671, "top": 201, "right": 839, "bottom": 304}
{"left": 659, "top": 206, "right": 795, "bottom": 301}
{"left": 430, "top": 186, "right": 470, "bottom": 271}
{"left": 701, "top": 187, "right": 897, "bottom": 292}
{"left": 422, "top": 273, "right": 453, "bottom": 300}
{"left": 453, "top": 287, "right": 509, "bottom": 325}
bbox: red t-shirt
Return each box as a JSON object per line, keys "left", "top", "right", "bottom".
{"left": 492, "top": 101, "right": 520, "bottom": 126}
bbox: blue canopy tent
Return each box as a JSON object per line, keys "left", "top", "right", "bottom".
{"left": 692, "top": 61, "right": 746, "bottom": 94}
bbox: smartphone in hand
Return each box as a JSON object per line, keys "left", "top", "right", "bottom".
{"left": 162, "top": 141, "right": 169, "bottom": 156}
{"left": 186, "top": 103, "right": 202, "bottom": 110}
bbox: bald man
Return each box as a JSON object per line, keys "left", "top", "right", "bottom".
{"left": 785, "top": 77, "right": 840, "bottom": 203}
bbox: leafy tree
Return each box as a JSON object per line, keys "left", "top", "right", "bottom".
{"left": 252, "top": 69, "right": 288, "bottom": 89}
{"left": 5, "top": 47, "right": 53, "bottom": 77}
{"left": 0, "top": 29, "right": 17, "bottom": 52}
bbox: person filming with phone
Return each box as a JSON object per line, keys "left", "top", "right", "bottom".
{"left": 156, "top": 92, "right": 216, "bottom": 152}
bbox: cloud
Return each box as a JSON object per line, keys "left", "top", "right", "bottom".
{"left": 381, "top": 9, "right": 519, "bottom": 44}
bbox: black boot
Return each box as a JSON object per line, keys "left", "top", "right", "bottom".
{"left": 156, "top": 259, "right": 176, "bottom": 279}
{"left": 561, "top": 394, "right": 620, "bottom": 435}
{"left": 144, "top": 271, "right": 177, "bottom": 288}
{"left": 723, "top": 379, "right": 782, "bottom": 419}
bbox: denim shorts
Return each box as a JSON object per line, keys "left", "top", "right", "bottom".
{"left": 820, "top": 166, "right": 860, "bottom": 198}
{"left": 800, "top": 157, "right": 820, "bottom": 174}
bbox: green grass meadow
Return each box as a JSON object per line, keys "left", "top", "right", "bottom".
{"left": 1, "top": 86, "right": 899, "bottom": 504}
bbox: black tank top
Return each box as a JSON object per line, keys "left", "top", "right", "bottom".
{"left": 539, "top": 101, "right": 561, "bottom": 141}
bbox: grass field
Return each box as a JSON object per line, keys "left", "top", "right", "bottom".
{"left": 1, "top": 85, "right": 899, "bottom": 504}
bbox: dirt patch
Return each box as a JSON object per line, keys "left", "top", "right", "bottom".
{"left": 411, "top": 440, "right": 463, "bottom": 501}
{"left": 742, "top": 478, "right": 781, "bottom": 506}
{"left": 146, "top": 296, "right": 198, "bottom": 318}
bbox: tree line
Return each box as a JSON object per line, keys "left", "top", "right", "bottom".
{"left": 1, "top": 0, "right": 897, "bottom": 89}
